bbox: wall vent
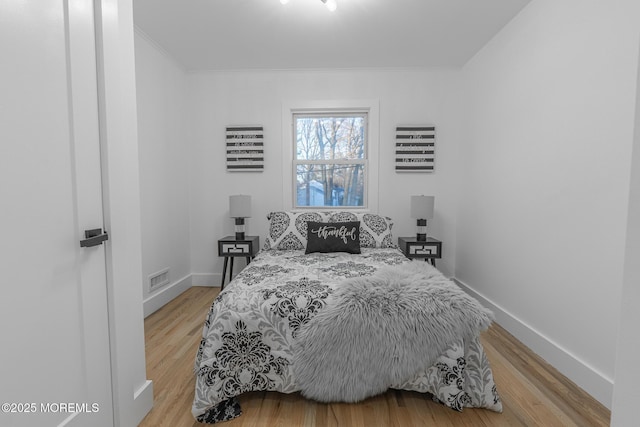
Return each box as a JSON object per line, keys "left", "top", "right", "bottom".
{"left": 149, "top": 268, "right": 170, "bottom": 292}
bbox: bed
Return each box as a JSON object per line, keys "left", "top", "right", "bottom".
{"left": 192, "top": 211, "right": 502, "bottom": 423}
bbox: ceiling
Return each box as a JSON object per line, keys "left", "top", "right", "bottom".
{"left": 133, "top": 0, "right": 531, "bottom": 72}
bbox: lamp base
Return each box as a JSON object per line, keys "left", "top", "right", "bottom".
{"left": 416, "top": 219, "right": 427, "bottom": 241}
{"left": 234, "top": 217, "right": 246, "bottom": 241}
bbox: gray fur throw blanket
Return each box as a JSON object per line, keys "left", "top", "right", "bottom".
{"left": 292, "top": 261, "right": 493, "bottom": 403}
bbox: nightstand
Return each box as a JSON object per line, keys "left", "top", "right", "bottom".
{"left": 398, "top": 236, "right": 442, "bottom": 267}
{"left": 218, "top": 235, "right": 259, "bottom": 289}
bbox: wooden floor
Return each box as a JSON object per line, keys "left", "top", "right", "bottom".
{"left": 139, "top": 287, "right": 610, "bottom": 427}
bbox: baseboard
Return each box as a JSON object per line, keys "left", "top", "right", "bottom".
{"left": 56, "top": 382, "right": 152, "bottom": 426}
{"left": 58, "top": 411, "right": 81, "bottom": 427}
{"left": 131, "top": 379, "right": 154, "bottom": 426}
{"left": 143, "top": 274, "right": 192, "bottom": 318}
{"left": 453, "top": 277, "right": 614, "bottom": 409}
{"left": 191, "top": 273, "right": 222, "bottom": 287}
{"left": 56, "top": 401, "right": 114, "bottom": 427}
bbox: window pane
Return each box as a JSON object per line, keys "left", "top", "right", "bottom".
{"left": 295, "top": 116, "right": 365, "bottom": 161}
{"left": 296, "top": 164, "right": 364, "bottom": 207}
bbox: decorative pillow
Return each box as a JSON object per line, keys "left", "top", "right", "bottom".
{"left": 360, "top": 213, "right": 395, "bottom": 248}
{"left": 326, "top": 212, "right": 395, "bottom": 248}
{"left": 263, "top": 211, "right": 395, "bottom": 250}
{"left": 263, "top": 211, "right": 329, "bottom": 250}
{"left": 305, "top": 221, "right": 361, "bottom": 254}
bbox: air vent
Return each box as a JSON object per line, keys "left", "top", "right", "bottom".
{"left": 149, "top": 268, "right": 170, "bottom": 292}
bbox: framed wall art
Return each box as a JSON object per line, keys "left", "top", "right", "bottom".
{"left": 394, "top": 125, "right": 435, "bottom": 172}
{"left": 226, "top": 126, "right": 264, "bottom": 171}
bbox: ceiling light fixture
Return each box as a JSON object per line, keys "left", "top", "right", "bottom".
{"left": 280, "top": 0, "right": 337, "bottom": 11}
{"left": 320, "top": 0, "right": 337, "bottom": 12}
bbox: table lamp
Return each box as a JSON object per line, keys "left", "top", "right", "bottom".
{"left": 229, "top": 195, "right": 251, "bottom": 240}
{"left": 411, "top": 195, "right": 434, "bottom": 241}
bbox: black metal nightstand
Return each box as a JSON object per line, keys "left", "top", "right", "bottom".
{"left": 218, "top": 235, "right": 259, "bottom": 289}
{"left": 398, "top": 236, "right": 442, "bottom": 267}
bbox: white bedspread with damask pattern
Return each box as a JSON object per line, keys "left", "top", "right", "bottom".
{"left": 192, "top": 248, "right": 502, "bottom": 424}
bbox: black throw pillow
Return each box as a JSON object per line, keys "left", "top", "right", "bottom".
{"left": 305, "top": 221, "right": 361, "bottom": 254}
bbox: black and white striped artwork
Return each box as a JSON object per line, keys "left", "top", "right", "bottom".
{"left": 226, "top": 126, "right": 264, "bottom": 171}
{"left": 395, "top": 126, "right": 435, "bottom": 172}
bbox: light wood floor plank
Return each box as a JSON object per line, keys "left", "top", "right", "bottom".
{"left": 139, "top": 287, "right": 610, "bottom": 427}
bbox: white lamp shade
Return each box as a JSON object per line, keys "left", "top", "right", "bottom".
{"left": 229, "top": 195, "right": 252, "bottom": 218}
{"left": 411, "top": 195, "right": 435, "bottom": 219}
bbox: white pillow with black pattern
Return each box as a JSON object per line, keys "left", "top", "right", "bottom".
{"left": 325, "top": 212, "right": 395, "bottom": 248}
{"left": 263, "top": 211, "right": 329, "bottom": 250}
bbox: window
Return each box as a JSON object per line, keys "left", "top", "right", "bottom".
{"left": 293, "top": 112, "right": 367, "bottom": 208}
{"left": 282, "top": 99, "right": 379, "bottom": 211}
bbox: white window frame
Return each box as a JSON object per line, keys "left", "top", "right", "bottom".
{"left": 281, "top": 99, "right": 379, "bottom": 212}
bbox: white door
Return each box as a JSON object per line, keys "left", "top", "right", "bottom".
{"left": 0, "top": 1, "right": 114, "bottom": 426}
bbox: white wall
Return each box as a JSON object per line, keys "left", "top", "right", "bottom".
{"left": 456, "top": 0, "right": 640, "bottom": 407}
{"left": 134, "top": 30, "right": 192, "bottom": 316}
{"left": 186, "top": 69, "right": 462, "bottom": 284}
{"left": 611, "top": 40, "right": 640, "bottom": 426}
